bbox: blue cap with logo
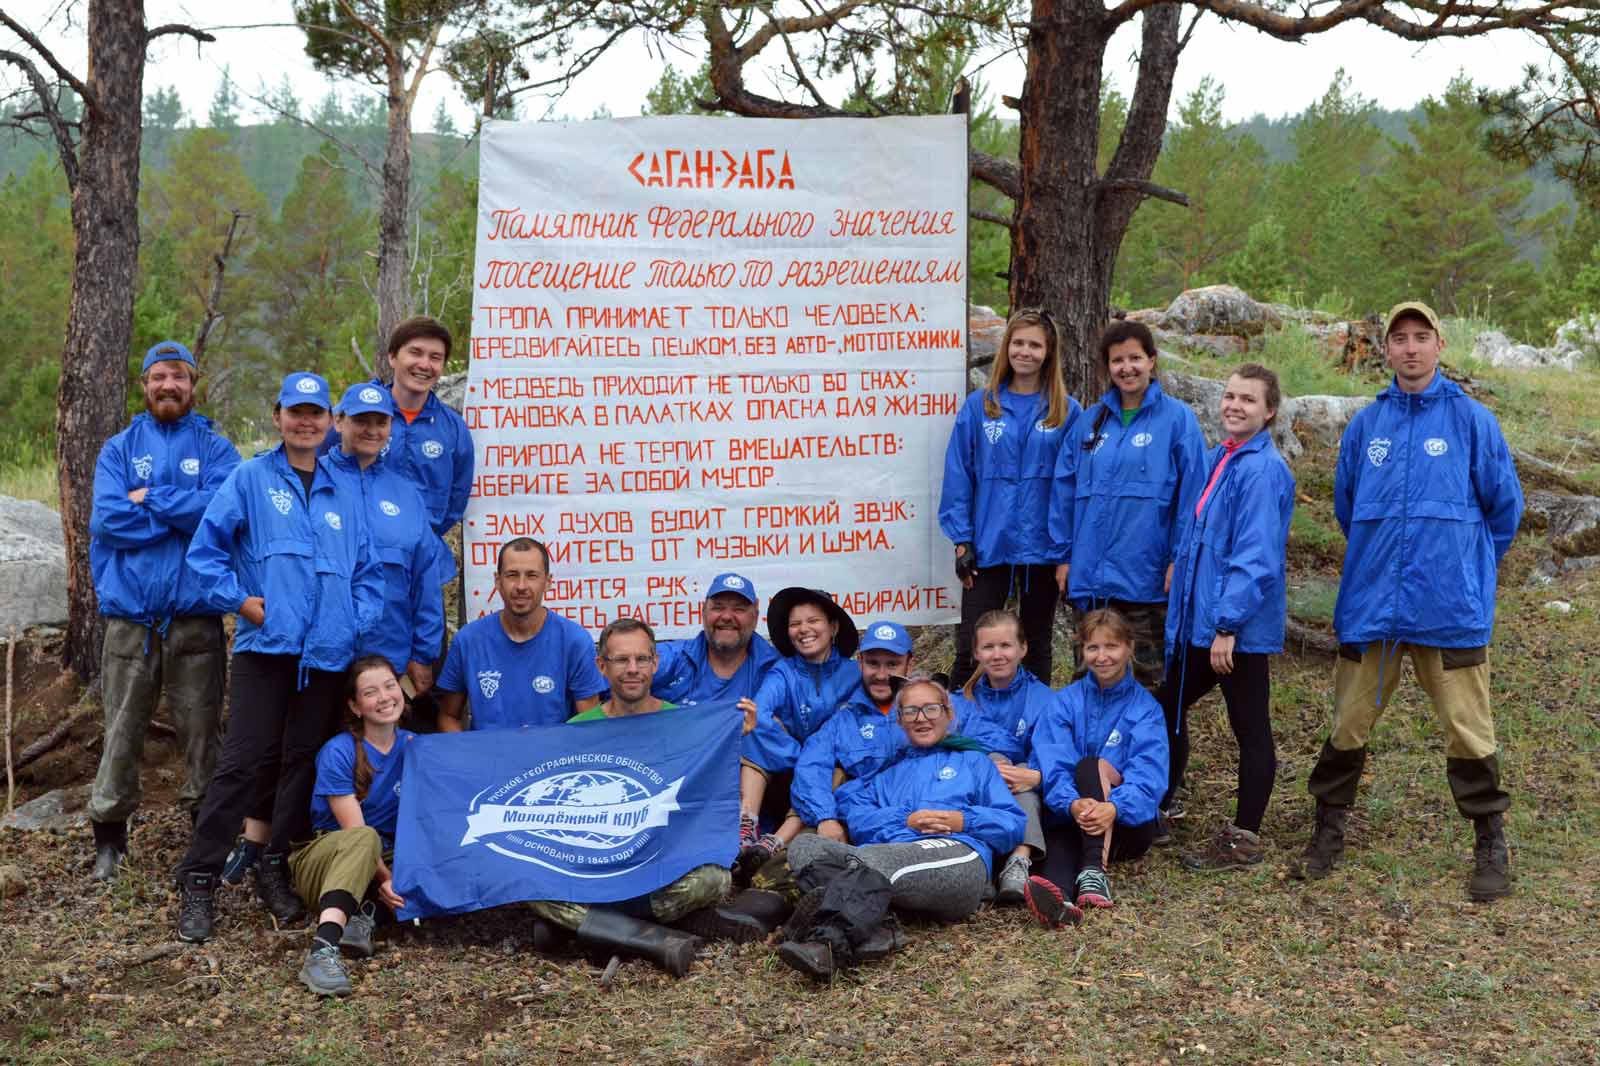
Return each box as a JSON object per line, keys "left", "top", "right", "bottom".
{"left": 858, "top": 620, "right": 912, "bottom": 656}
{"left": 277, "top": 371, "right": 332, "bottom": 411}
{"left": 705, "top": 572, "right": 757, "bottom": 603}
{"left": 336, "top": 382, "right": 395, "bottom": 417}
{"left": 142, "top": 340, "right": 196, "bottom": 374}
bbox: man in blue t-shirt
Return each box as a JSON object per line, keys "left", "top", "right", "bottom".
{"left": 652, "top": 572, "right": 781, "bottom": 707}
{"left": 435, "top": 538, "right": 604, "bottom": 730}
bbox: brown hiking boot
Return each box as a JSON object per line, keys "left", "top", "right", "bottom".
{"left": 1290, "top": 804, "right": 1348, "bottom": 881}
{"left": 1181, "top": 823, "right": 1265, "bottom": 871}
{"left": 1468, "top": 813, "right": 1511, "bottom": 902}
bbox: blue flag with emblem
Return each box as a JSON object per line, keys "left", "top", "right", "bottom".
{"left": 392, "top": 704, "right": 741, "bottom": 919}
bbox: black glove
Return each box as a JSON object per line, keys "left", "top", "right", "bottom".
{"left": 954, "top": 543, "right": 979, "bottom": 584}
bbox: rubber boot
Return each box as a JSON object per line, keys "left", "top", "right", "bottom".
{"left": 574, "top": 907, "right": 703, "bottom": 978}
{"left": 1468, "top": 813, "right": 1511, "bottom": 902}
{"left": 1290, "top": 803, "right": 1348, "bottom": 881}
{"left": 531, "top": 917, "right": 574, "bottom": 954}
{"left": 91, "top": 820, "right": 128, "bottom": 882}
{"left": 725, "top": 888, "right": 792, "bottom": 934}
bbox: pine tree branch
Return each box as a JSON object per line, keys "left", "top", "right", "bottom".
{"left": 970, "top": 149, "right": 1020, "bottom": 199}
{"left": 971, "top": 208, "right": 1013, "bottom": 227}
{"left": 0, "top": 49, "right": 78, "bottom": 188}
{"left": 0, "top": 10, "right": 99, "bottom": 117}
{"left": 145, "top": 24, "right": 216, "bottom": 45}
{"left": 1093, "top": 178, "right": 1190, "bottom": 206}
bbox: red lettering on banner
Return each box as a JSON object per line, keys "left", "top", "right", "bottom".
{"left": 549, "top": 576, "right": 628, "bottom": 601}
{"left": 650, "top": 508, "right": 727, "bottom": 533}
{"left": 853, "top": 500, "right": 914, "bottom": 523}
{"left": 483, "top": 443, "right": 585, "bottom": 467}
{"left": 549, "top": 539, "right": 636, "bottom": 565}
{"left": 474, "top": 472, "right": 571, "bottom": 497}
{"left": 628, "top": 149, "right": 795, "bottom": 190}
{"left": 487, "top": 209, "right": 639, "bottom": 241}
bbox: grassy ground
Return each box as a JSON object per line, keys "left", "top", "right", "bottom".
{"left": 3, "top": 341, "right": 1599, "bottom": 1065}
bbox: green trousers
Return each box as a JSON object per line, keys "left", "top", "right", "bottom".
{"left": 529, "top": 863, "right": 730, "bottom": 932}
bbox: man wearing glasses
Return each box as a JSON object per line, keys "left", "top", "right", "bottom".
{"left": 434, "top": 538, "right": 604, "bottom": 731}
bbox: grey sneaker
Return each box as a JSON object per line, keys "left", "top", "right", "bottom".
{"left": 996, "top": 854, "right": 1030, "bottom": 905}
{"left": 1074, "top": 867, "right": 1114, "bottom": 909}
{"left": 299, "top": 941, "right": 353, "bottom": 997}
{"left": 340, "top": 902, "right": 378, "bottom": 958}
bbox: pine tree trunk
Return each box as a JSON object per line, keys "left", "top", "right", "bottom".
{"left": 58, "top": 0, "right": 147, "bottom": 681}
{"left": 374, "top": 69, "right": 413, "bottom": 381}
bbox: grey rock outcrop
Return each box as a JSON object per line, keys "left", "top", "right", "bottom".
{"left": 1287, "top": 394, "right": 1374, "bottom": 447}
{"left": 1471, "top": 330, "right": 1582, "bottom": 371}
{"left": 0, "top": 496, "right": 68, "bottom": 630}
{"left": 1159, "top": 285, "right": 1283, "bottom": 338}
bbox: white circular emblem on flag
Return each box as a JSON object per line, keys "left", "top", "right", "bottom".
{"left": 1424, "top": 437, "right": 1448, "bottom": 456}
{"left": 359, "top": 387, "right": 383, "bottom": 404}
{"left": 938, "top": 766, "right": 957, "bottom": 780}
{"left": 180, "top": 458, "right": 200, "bottom": 475}
{"left": 379, "top": 500, "right": 400, "bottom": 516}
{"left": 422, "top": 440, "right": 444, "bottom": 459}
{"left": 873, "top": 624, "right": 897, "bottom": 640}
{"left": 324, "top": 511, "right": 342, "bottom": 530}
{"left": 1132, "top": 432, "right": 1153, "bottom": 447}
{"left": 532, "top": 675, "right": 556, "bottom": 694}
{"left": 295, "top": 376, "right": 319, "bottom": 394}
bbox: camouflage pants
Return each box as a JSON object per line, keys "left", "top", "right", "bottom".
{"left": 89, "top": 616, "right": 225, "bottom": 824}
{"left": 1068, "top": 600, "right": 1168, "bottom": 694}
{"left": 529, "top": 863, "right": 731, "bottom": 932}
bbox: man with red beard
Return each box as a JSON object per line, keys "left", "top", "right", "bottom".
{"left": 87, "top": 341, "right": 240, "bottom": 881}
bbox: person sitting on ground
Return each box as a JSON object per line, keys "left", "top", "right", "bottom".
{"left": 1024, "top": 608, "right": 1169, "bottom": 927}
{"left": 775, "top": 673, "right": 1025, "bottom": 981}
{"left": 527, "top": 619, "right": 763, "bottom": 977}
{"left": 950, "top": 609, "right": 1056, "bottom": 905}
{"left": 737, "top": 588, "right": 862, "bottom": 872}
{"left": 292, "top": 656, "right": 414, "bottom": 997}
{"left": 650, "top": 572, "right": 781, "bottom": 707}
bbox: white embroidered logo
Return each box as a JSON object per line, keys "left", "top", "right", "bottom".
{"left": 532, "top": 675, "right": 556, "bottom": 695}
{"left": 267, "top": 488, "right": 293, "bottom": 515}
{"left": 1035, "top": 419, "right": 1055, "bottom": 433}
{"left": 324, "top": 511, "right": 342, "bottom": 530}
{"left": 1424, "top": 437, "right": 1448, "bottom": 457}
{"left": 873, "top": 625, "right": 897, "bottom": 641}
{"left": 131, "top": 454, "right": 153, "bottom": 479}
{"left": 721, "top": 576, "right": 744, "bottom": 589}
{"left": 1105, "top": 729, "right": 1123, "bottom": 748}
{"left": 1132, "top": 432, "right": 1153, "bottom": 448}
{"left": 180, "top": 458, "right": 200, "bottom": 476}
{"left": 295, "top": 377, "right": 320, "bottom": 394}
{"left": 860, "top": 723, "right": 876, "bottom": 740}
{"left": 982, "top": 420, "right": 1005, "bottom": 444}
{"left": 1015, "top": 717, "right": 1027, "bottom": 737}
{"left": 478, "top": 671, "right": 501, "bottom": 698}
{"left": 1366, "top": 437, "right": 1391, "bottom": 468}
{"left": 379, "top": 500, "right": 400, "bottom": 517}
{"left": 938, "top": 766, "right": 957, "bottom": 780}
{"left": 1090, "top": 434, "right": 1109, "bottom": 454}
{"left": 422, "top": 440, "right": 444, "bottom": 459}
{"left": 359, "top": 386, "right": 383, "bottom": 404}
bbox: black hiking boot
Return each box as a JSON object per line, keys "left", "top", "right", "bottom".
{"left": 176, "top": 871, "right": 216, "bottom": 943}
{"left": 1290, "top": 803, "right": 1348, "bottom": 881}
{"left": 255, "top": 852, "right": 306, "bottom": 924}
{"left": 777, "top": 939, "right": 835, "bottom": 981}
{"left": 1468, "top": 813, "right": 1511, "bottom": 902}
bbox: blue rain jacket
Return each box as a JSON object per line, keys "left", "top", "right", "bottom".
{"left": 949, "top": 667, "right": 1054, "bottom": 764}
{"left": 185, "top": 446, "right": 384, "bottom": 672}
{"left": 1030, "top": 669, "right": 1169, "bottom": 827}
{"left": 742, "top": 650, "right": 861, "bottom": 772}
{"left": 325, "top": 447, "right": 445, "bottom": 673}
{"left": 836, "top": 743, "right": 1026, "bottom": 876}
{"left": 1050, "top": 380, "right": 1207, "bottom": 604}
{"left": 652, "top": 632, "right": 781, "bottom": 706}
{"left": 790, "top": 690, "right": 907, "bottom": 826}
{"left": 939, "top": 385, "right": 1082, "bottom": 567}
{"left": 1165, "top": 430, "right": 1296, "bottom": 657}
{"left": 90, "top": 412, "right": 241, "bottom": 626}
{"left": 322, "top": 381, "right": 473, "bottom": 581}
{"left": 1333, "top": 373, "right": 1523, "bottom": 648}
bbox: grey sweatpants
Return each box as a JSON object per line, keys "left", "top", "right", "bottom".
{"left": 788, "top": 833, "right": 989, "bottom": 921}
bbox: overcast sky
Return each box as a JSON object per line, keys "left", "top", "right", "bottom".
{"left": 2, "top": 1, "right": 1557, "bottom": 130}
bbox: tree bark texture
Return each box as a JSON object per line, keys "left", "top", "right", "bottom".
{"left": 1009, "top": 1, "right": 1180, "bottom": 402}
{"left": 375, "top": 65, "right": 413, "bottom": 379}
{"left": 58, "top": 0, "right": 147, "bottom": 681}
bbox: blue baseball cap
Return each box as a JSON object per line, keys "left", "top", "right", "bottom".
{"left": 336, "top": 382, "right": 395, "bottom": 417}
{"left": 277, "top": 371, "right": 332, "bottom": 411}
{"left": 858, "top": 620, "right": 912, "bottom": 656}
{"left": 706, "top": 572, "right": 757, "bottom": 603}
{"left": 142, "top": 340, "right": 196, "bottom": 373}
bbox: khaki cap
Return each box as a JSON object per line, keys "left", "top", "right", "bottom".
{"left": 1384, "top": 301, "right": 1444, "bottom": 340}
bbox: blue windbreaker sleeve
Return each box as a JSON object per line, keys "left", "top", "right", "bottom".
{"left": 1211, "top": 465, "right": 1286, "bottom": 634}
{"left": 937, "top": 395, "right": 979, "bottom": 545}
{"left": 1105, "top": 694, "right": 1170, "bottom": 826}
{"left": 952, "top": 695, "right": 1011, "bottom": 756}
{"left": 959, "top": 757, "right": 1027, "bottom": 856}
{"left": 1049, "top": 424, "right": 1083, "bottom": 564}
{"left": 754, "top": 666, "right": 789, "bottom": 726}
{"left": 90, "top": 435, "right": 163, "bottom": 548}
{"left": 351, "top": 520, "right": 386, "bottom": 641}
{"left": 1030, "top": 690, "right": 1084, "bottom": 815}
{"left": 1470, "top": 410, "right": 1524, "bottom": 562}
{"left": 836, "top": 772, "right": 914, "bottom": 844}
{"left": 1046, "top": 404, "right": 1083, "bottom": 562}
{"left": 790, "top": 719, "right": 843, "bottom": 825}
{"left": 184, "top": 469, "right": 249, "bottom": 614}
{"left": 408, "top": 529, "right": 445, "bottom": 664}
{"left": 145, "top": 432, "right": 242, "bottom": 535}
{"left": 1334, "top": 416, "right": 1363, "bottom": 536}
{"left": 441, "top": 416, "right": 475, "bottom": 537}
{"left": 1168, "top": 410, "right": 1209, "bottom": 564}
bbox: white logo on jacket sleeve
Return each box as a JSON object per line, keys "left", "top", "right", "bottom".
{"left": 478, "top": 671, "right": 502, "bottom": 698}
{"left": 180, "top": 458, "right": 200, "bottom": 476}
{"left": 295, "top": 377, "right": 320, "bottom": 394}
{"left": 982, "top": 420, "right": 1005, "bottom": 444}
{"left": 324, "top": 511, "right": 343, "bottom": 530}
{"left": 859, "top": 723, "right": 875, "bottom": 740}
{"left": 938, "top": 765, "right": 957, "bottom": 780}
{"left": 379, "top": 500, "right": 400, "bottom": 517}
{"left": 532, "top": 675, "right": 556, "bottom": 694}
{"left": 1104, "top": 729, "right": 1122, "bottom": 748}
{"left": 132, "top": 454, "right": 153, "bottom": 479}
{"left": 1366, "top": 437, "right": 1391, "bottom": 467}
{"left": 359, "top": 386, "right": 383, "bottom": 404}
{"left": 1132, "top": 432, "right": 1153, "bottom": 448}
{"left": 422, "top": 439, "right": 445, "bottom": 459}
{"left": 267, "top": 487, "right": 294, "bottom": 515}
{"left": 1424, "top": 437, "right": 1448, "bottom": 456}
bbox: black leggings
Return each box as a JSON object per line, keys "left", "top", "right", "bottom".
{"left": 1037, "top": 756, "right": 1156, "bottom": 888}
{"left": 952, "top": 563, "right": 1059, "bottom": 688}
{"left": 1157, "top": 644, "right": 1276, "bottom": 833}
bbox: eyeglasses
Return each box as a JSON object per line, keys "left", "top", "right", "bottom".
{"left": 602, "top": 655, "right": 656, "bottom": 668}
{"left": 897, "top": 703, "right": 949, "bottom": 723}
